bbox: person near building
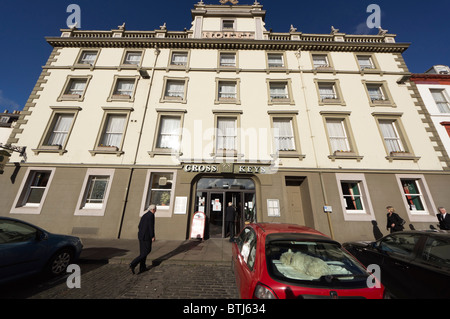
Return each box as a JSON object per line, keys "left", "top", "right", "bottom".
{"left": 225, "top": 202, "right": 236, "bottom": 242}
{"left": 386, "top": 206, "right": 404, "bottom": 233}
{"left": 437, "top": 207, "right": 450, "bottom": 230}
{"left": 129, "top": 205, "right": 156, "bottom": 274}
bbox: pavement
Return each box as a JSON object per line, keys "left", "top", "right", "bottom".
{"left": 78, "top": 237, "right": 234, "bottom": 266}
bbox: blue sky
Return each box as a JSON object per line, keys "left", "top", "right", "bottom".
{"left": 0, "top": 0, "right": 448, "bottom": 112}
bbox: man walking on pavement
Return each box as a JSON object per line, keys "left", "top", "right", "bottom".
{"left": 225, "top": 202, "right": 236, "bottom": 242}
{"left": 437, "top": 207, "right": 450, "bottom": 230}
{"left": 129, "top": 204, "right": 156, "bottom": 274}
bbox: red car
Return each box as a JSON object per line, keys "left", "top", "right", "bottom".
{"left": 231, "top": 223, "right": 384, "bottom": 299}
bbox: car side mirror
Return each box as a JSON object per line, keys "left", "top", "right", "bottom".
{"left": 36, "top": 230, "right": 48, "bottom": 241}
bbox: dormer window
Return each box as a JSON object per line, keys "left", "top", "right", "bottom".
{"left": 222, "top": 20, "right": 235, "bottom": 31}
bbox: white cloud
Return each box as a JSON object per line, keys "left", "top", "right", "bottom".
{"left": 354, "top": 21, "right": 375, "bottom": 35}
{"left": 0, "top": 90, "right": 21, "bottom": 112}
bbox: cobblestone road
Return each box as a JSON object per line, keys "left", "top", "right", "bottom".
{"left": 1, "top": 262, "right": 239, "bottom": 299}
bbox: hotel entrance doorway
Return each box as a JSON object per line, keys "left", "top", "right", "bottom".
{"left": 194, "top": 177, "right": 256, "bottom": 239}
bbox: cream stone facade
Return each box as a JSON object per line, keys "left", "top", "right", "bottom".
{"left": 1, "top": 3, "right": 450, "bottom": 243}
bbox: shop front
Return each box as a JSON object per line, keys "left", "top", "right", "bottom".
{"left": 185, "top": 163, "right": 265, "bottom": 239}
{"left": 194, "top": 177, "right": 256, "bottom": 238}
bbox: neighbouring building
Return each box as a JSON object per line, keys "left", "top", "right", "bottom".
{"left": 1, "top": 2, "right": 450, "bottom": 243}
{"left": 411, "top": 65, "right": 450, "bottom": 165}
{"left": 0, "top": 110, "right": 21, "bottom": 174}
{"left": 0, "top": 110, "right": 20, "bottom": 145}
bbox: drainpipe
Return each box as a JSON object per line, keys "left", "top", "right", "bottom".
{"left": 117, "top": 46, "right": 161, "bottom": 239}
{"left": 295, "top": 49, "right": 335, "bottom": 239}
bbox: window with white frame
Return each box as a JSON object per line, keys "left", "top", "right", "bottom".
{"left": 77, "top": 50, "right": 98, "bottom": 65}
{"left": 326, "top": 118, "right": 350, "bottom": 152}
{"left": 341, "top": 182, "right": 364, "bottom": 212}
{"left": 82, "top": 175, "right": 110, "bottom": 209}
{"left": 99, "top": 114, "right": 127, "bottom": 149}
{"left": 267, "top": 53, "right": 284, "bottom": 68}
{"left": 396, "top": 174, "right": 436, "bottom": 221}
{"left": 219, "top": 53, "right": 236, "bottom": 67}
{"left": 269, "top": 82, "right": 289, "bottom": 100}
{"left": 312, "top": 54, "right": 329, "bottom": 68}
{"left": 165, "top": 80, "right": 185, "bottom": 99}
{"left": 11, "top": 168, "right": 56, "bottom": 215}
{"left": 170, "top": 52, "right": 188, "bottom": 66}
{"left": 44, "top": 113, "right": 74, "bottom": 147}
{"left": 75, "top": 169, "right": 115, "bottom": 216}
{"left": 145, "top": 172, "right": 175, "bottom": 213}
{"left": 113, "top": 79, "right": 135, "bottom": 98}
{"left": 319, "top": 83, "right": 337, "bottom": 100}
{"left": 218, "top": 81, "right": 237, "bottom": 100}
{"left": 400, "top": 179, "right": 426, "bottom": 213}
{"left": 367, "top": 84, "right": 386, "bottom": 101}
{"left": 123, "top": 51, "right": 142, "bottom": 65}
{"left": 65, "top": 79, "right": 87, "bottom": 96}
{"left": 430, "top": 89, "right": 450, "bottom": 113}
{"left": 336, "top": 174, "right": 375, "bottom": 221}
{"left": 272, "top": 118, "right": 295, "bottom": 151}
{"left": 378, "top": 119, "right": 405, "bottom": 153}
{"left": 267, "top": 199, "right": 280, "bottom": 217}
{"left": 20, "top": 171, "right": 51, "bottom": 208}
{"left": 216, "top": 117, "right": 237, "bottom": 151}
{"left": 156, "top": 116, "right": 181, "bottom": 150}
{"left": 357, "top": 55, "right": 375, "bottom": 69}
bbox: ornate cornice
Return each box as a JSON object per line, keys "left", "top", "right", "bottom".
{"left": 47, "top": 31, "right": 410, "bottom": 53}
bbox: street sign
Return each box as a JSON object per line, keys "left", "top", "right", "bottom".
{"left": 190, "top": 211, "right": 206, "bottom": 240}
{"left": 323, "top": 206, "right": 333, "bottom": 213}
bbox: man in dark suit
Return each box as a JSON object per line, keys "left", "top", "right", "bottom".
{"left": 129, "top": 205, "right": 156, "bottom": 274}
{"left": 225, "top": 202, "right": 236, "bottom": 242}
{"left": 437, "top": 207, "right": 450, "bottom": 230}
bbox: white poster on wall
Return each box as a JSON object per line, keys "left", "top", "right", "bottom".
{"left": 174, "top": 196, "right": 188, "bottom": 215}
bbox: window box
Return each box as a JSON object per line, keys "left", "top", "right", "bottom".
{"left": 97, "top": 146, "right": 119, "bottom": 151}
{"left": 390, "top": 151, "right": 411, "bottom": 156}
{"left": 321, "top": 97, "right": 340, "bottom": 103}
{"left": 329, "top": 150, "right": 363, "bottom": 162}
{"left": 61, "top": 94, "right": 82, "bottom": 100}
{"left": 334, "top": 150, "right": 356, "bottom": 156}
{"left": 40, "top": 145, "right": 62, "bottom": 150}
{"left": 315, "top": 65, "right": 334, "bottom": 72}
{"left": 112, "top": 94, "right": 131, "bottom": 100}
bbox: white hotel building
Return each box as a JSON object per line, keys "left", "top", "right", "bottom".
{"left": 1, "top": 2, "right": 449, "bottom": 242}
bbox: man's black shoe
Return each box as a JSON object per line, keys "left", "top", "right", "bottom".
{"left": 129, "top": 263, "right": 136, "bottom": 275}
{"left": 138, "top": 267, "right": 148, "bottom": 274}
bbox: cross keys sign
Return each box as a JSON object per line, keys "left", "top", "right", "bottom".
{"left": 220, "top": 0, "right": 239, "bottom": 4}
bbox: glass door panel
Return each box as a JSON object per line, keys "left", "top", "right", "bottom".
{"left": 209, "top": 193, "right": 224, "bottom": 238}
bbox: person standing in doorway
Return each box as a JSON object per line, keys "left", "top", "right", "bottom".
{"left": 386, "top": 206, "right": 404, "bottom": 233}
{"left": 129, "top": 205, "right": 156, "bottom": 274}
{"left": 225, "top": 202, "right": 236, "bottom": 242}
{"left": 437, "top": 207, "right": 450, "bottom": 230}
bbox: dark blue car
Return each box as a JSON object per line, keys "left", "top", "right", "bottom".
{"left": 0, "top": 217, "right": 83, "bottom": 285}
